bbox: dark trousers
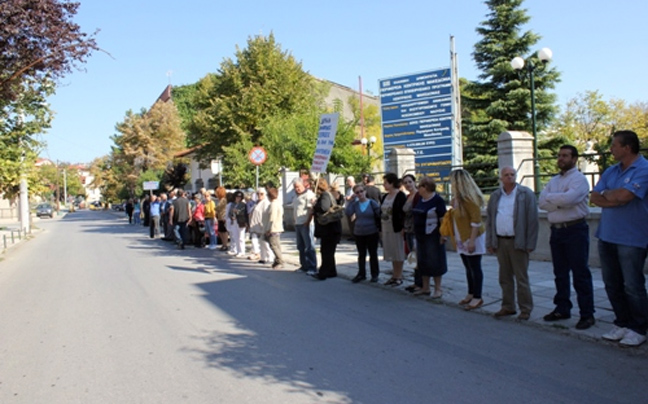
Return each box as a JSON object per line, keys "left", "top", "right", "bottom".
{"left": 550, "top": 222, "right": 594, "bottom": 317}
{"left": 599, "top": 240, "right": 648, "bottom": 334}
{"left": 319, "top": 235, "right": 340, "bottom": 277}
{"left": 355, "top": 233, "right": 379, "bottom": 278}
{"left": 460, "top": 254, "right": 483, "bottom": 299}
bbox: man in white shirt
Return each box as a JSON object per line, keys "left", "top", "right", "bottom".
{"left": 292, "top": 178, "right": 317, "bottom": 273}
{"left": 486, "top": 167, "right": 539, "bottom": 320}
{"left": 539, "top": 145, "right": 595, "bottom": 330}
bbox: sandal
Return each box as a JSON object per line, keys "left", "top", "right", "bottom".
{"left": 404, "top": 284, "right": 419, "bottom": 292}
{"left": 412, "top": 289, "right": 431, "bottom": 296}
{"left": 384, "top": 278, "right": 403, "bottom": 286}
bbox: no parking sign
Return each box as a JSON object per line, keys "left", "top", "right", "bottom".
{"left": 248, "top": 147, "right": 267, "bottom": 166}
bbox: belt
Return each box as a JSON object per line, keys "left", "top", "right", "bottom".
{"left": 497, "top": 235, "right": 514, "bottom": 239}
{"left": 551, "top": 218, "right": 586, "bottom": 229}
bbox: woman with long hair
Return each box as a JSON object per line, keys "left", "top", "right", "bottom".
{"left": 312, "top": 178, "right": 342, "bottom": 280}
{"left": 449, "top": 169, "right": 486, "bottom": 310}
{"left": 381, "top": 173, "right": 407, "bottom": 286}
{"left": 411, "top": 176, "right": 447, "bottom": 297}
{"left": 228, "top": 190, "right": 248, "bottom": 257}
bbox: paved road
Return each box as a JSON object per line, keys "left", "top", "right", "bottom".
{"left": 0, "top": 210, "right": 646, "bottom": 403}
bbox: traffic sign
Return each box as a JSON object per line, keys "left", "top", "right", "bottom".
{"left": 248, "top": 146, "right": 267, "bottom": 166}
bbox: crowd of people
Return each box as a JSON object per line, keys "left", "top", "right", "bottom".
{"left": 124, "top": 130, "right": 648, "bottom": 347}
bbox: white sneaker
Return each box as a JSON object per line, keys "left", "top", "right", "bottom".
{"left": 227, "top": 251, "right": 236, "bottom": 255}
{"left": 619, "top": 329, "right": 647, "bottom": 347}
{"left": 208, "top": 245, "right": 217, "bottom": 250}
{"left": 602, "top": 325, "right": 628, "bottom": 341}
{"left": 235, "top": 253, "right": 245, "bottom": 258}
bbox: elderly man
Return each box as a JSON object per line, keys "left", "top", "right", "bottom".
{"left": 486, "top": 167, "right": 539, "bottom": 321}
{"left": 591, "top": 130, "right": 648, "bottom": 347}
{"left": 539, "top": 145, "right": 595, "bottom": 330}
{"left": 292, "top": 178, "right": 317, "bottom": 274}
{"left": 248, "top": 188, "right": 273, "bottom": 263}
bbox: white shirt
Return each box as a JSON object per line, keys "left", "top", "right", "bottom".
{"left": 496, "top": 185, "right": 517, "bottom": 236}
{"left": 538, "top": 167, "right": 590, "bottom": 224}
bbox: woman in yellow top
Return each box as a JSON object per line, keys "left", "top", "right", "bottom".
{"left": 204, "top": 192, "right": 217, "bottom": 250}
{"left": 449, "top": 169, "right": 486, "bottom": 311}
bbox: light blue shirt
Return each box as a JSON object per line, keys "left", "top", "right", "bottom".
{"left": 594, "top": 155, "right": 648, "bottom": 248}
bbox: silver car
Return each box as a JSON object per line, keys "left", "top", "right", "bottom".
{"left": 36, "top": 203, "right": 54, "bottom": 218}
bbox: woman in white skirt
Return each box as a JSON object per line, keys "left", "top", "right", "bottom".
{"left": 381, "top": 173, "right": 408, "bottom": 286}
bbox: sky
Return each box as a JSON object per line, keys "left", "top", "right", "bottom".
{"left": 40, "top": 0, "right": 648, "bottom": 164}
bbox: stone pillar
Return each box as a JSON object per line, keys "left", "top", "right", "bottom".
{"left": 386, "top": 148, "right": 416, "bottom": 177}
{"left": 497, "top": 131, "right": 535, "bottom": 191}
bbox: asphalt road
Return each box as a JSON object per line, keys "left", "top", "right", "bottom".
{"left": 0, "top": 210, "right": 646, "bottom": 404}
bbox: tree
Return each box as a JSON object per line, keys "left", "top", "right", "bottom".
{"left": 110, "top": 100, "right": 186, "bottom": 195}
{"left": 0, "top": 0, "right": 98, "bottom": 196}
{"left": 188, "top": 33, "right": 322, "bottom": 186}
{"left": 462, "top": 0, "right": 560, "bottom": 188}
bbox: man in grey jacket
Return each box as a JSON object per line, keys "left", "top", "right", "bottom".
{"left": 486, "top": 166, "right": 539, "bottom": 320}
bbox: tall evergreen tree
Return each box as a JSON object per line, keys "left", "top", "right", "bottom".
{"left": 462, "top": 0, "right": 560, "bottom": 188}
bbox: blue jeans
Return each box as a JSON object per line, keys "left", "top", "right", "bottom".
{"left": 550, "top": 222, "right": 594, "bottom": 317}
{"left": 599, "top": 240, "right": 648, "bottom": 335}
{"left": 295, "top": 223, "right": 317, "bottom": 272}
{"left": 205, "top": 218, "right": 217, "bottom": 246}
{"left": 174, "top": 221, "right": 188, "bottom": 246}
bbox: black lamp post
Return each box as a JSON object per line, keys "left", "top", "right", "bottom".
{"left": 511, "top": 47, "right": 552, "bottom": 193}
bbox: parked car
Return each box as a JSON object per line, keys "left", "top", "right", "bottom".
{"left": 112, "top": 203, "right": 125, "bottom": 211}
{"left": 36, "top": 203, "right": 54, "bottom": 218}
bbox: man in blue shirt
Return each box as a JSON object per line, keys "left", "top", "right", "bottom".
{"left": 591, "top": 130, "right": 648, "bottom": 347}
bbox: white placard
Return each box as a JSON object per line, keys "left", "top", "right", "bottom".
{"left": 143, "top": 181, "right": 159, "bottom": 191}
{"left": 311, "top": 113, "right": 339, "bottom": 173}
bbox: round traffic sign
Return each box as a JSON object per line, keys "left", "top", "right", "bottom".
{"left": 248, "top": 146, "right": 267, "bottom": 166}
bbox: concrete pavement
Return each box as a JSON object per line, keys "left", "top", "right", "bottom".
{"left": 272, "top": 230, "right": 621, "bottom": 345}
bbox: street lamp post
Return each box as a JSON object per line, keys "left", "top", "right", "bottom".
{"left": 511, "top": 47, "right": 552, "bottom": 193}
{"left": 360, "top": 136, "right": 377, "bottom": 170}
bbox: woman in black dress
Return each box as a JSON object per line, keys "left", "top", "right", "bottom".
{"left": 312, "top": 178, "right": 342, "bottom": 280}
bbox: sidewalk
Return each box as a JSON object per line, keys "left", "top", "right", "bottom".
{"left": 275, "top": 230, "right": 620, "bottom": 345}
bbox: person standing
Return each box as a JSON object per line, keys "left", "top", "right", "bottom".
{"left": 191, "top": 193, "right": 205, "bottom": 247}
{"left": 411, "top": 176, "right": 447, "bottom": 297}
{"left": 215, "top": 187, "right": 230, "bottom": 251}
{"left": 539, "top": 145, "right": 595, "bottom": 330}
{"left": 363, "top": 174, "right": 381, "bottom": 203}
{"left": 381, "top": 173, "right": 407, "bottom": 286}
{"left": 228, "top": 191, "right": 248, "bottom": 257}
{"left": 125, "top": 199, "right": 134, "bottom": 224}
{"left": 169, "top": 190, "right": 192, "bottom": 249}
{"left": 159, "top": 193, "right": 170, "bottom": 240}
{"left": 312, "top": 178, "right": 341, "bottom": 280}
{"left": 264, "top": 188, "right": 284, "bottom": 269}
{"left": 292, "top": 178, "right": 317, "bottom": 273}
{"left": 485, "top": 167, "right": 539, "bottom": 321}
{"left": 149, "top": 194, "right": 161, "bottom": 238}
{"left": 449, "top": 169, "right": 486, "bottom": 310}
{"left": 142, "top": 195, "right": 151, "bottom": 227}
{"left": 203, "top": 192, "right": 217, "bottom": 250}
{"left": 345, "top": 176, "right": 357, "bottom": 240}
{"left": 401, "top": 174, "right": 422, "bottom": 292}
{"left": 248, "top": 188, "right": 273, "bottom": 262}
{"left": 591, "top": 130, "right": 648, "bottom": 346}
{"left": 345, "top": 184, "right": 381, "bottom": 283}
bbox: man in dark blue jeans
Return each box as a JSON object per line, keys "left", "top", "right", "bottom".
{"left": 539, "top": 145, "right": 595, "bottom": 330}
{"left": 591, "top": 130, "right": 648, "bottom": 347}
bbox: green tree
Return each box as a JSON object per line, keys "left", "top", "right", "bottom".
{"left": 188, "top": 33, "right": 321, "bottom": 186}
{"left": 462, "top": 0, "right": 560, "bottom": 188}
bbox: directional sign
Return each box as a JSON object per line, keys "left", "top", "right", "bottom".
{"left": 379, "top": 68, "right": 454, "bottom": 182}
{"left": 248, "top": 146, "right": 267, "bottom": 166}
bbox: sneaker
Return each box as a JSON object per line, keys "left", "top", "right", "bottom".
{"left": 227, "top": 251, "right": 236, "bottom": 255}
{"left": 235, "top": 253, "right": 245, "bottom": 258}
{"left": 208, "top": 245, "right": 217, "bottom": 250}
{"left": 602, "top": 325, "right": 628, "bottom": 341}
{"left": 619, "top": 329, "right": 647, "bottom": 347}
{"left": 306, "top": 270, "right": 317, "bottom": 276}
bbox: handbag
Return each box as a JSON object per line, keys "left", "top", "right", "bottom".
{"left": 439, "top": 208, "right": 454, "bottom": 237}
{"left": 316, "top": 192, "right": 345, "bottom": 225}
